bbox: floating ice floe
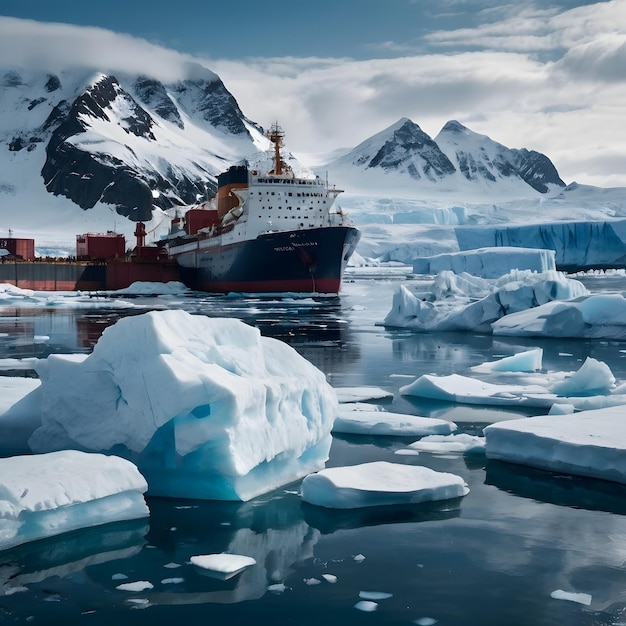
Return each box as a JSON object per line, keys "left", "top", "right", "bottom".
{"left": 190, "top": 553, "right": 256, "bottom": 580}
{"left": 0, "top": 450, "right": 148, "bottom": 552}
{"left": 301, "top": 461, "right": 469, "bottom": 509}
{"left": 492, "top": 293, "right": 626, "bottom": 339}
{"left": 550, "top": 589, "right": 592, "bottom": 606}
{"left": 3, "top": 310, "right": 337, "bottom": 501}
{"left": 396, "top": 434, "right": 485, "bottom": 456}
{"left": 334, "top": 387, "right": 394, "bottom": 403}
{"left": 400, "top": 355, "right": 624, "bottom": 411}
{"left": 412, "top": 246, "right": 556, "bottom": 279}
{"left": 333, "top": 403, "right": 456, "bottom": 436}
{"left": 484, "top": 405, "right": 626, "bottom": 485}
{"left": 384, "top": 269, "right": 587, "bottom": 333}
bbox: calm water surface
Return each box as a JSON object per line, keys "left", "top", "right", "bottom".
{"left": 2, "top": 272, "right": 626, "bottom": 625}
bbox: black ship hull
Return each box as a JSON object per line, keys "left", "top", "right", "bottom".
{"left": 172, "top": 225, "right": 361, "bottom": 293}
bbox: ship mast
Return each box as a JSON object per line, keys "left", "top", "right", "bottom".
{"left": 266, "top": 122, "right": 285, "bottom": 175}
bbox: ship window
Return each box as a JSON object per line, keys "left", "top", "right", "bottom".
{"left": 288, "top": 192, "right": 292, "bottom": 196}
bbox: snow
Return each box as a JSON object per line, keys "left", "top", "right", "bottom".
{"left": 0, "top": 450, "right": 148, "bottom": 551}
{"left": 483, "top": 406, "right": 626, "bottom": 485}
{"left": 5, "top": 309, "right": 338, "bottom": 502}
{"left": 190, "top": 553, "right": 256, "bottom": 580}
{"left": 333, "top": 404, "right": 457, "bottom": 436}
{"left": 300, "top": 461, "right": 469, "bottom": 509}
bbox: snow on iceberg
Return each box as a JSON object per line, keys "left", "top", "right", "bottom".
{"left": 483, "top": 405, "right": 626, "bottom": 485}
{"left": 492, "top": 293, "right": 626, "bottom": 340}
{"left": 0, "top": 450, "right": 148, "bottom": 552}
{"left": 25, "top": 310, "right": 338, "bottom": 501}
{"left": 333, "top": 405, "right": 456, "bottom": 436}
{"left": 384, "top": 270, "right": 587, "bottom": 332}
{"left": 413, "top": 247, "right": 556, "bottom": 278}
{"left": 301, "top": 461, "right": 469, "bottom": 509}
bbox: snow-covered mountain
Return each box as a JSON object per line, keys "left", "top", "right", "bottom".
{"left": 2, "top": 59, "right": 626, "bottom": 261}
{"left": 324, "top": 117, "right": 565, "bottom": 196}
{"left": 1, "top": 63, "right": 267, "bottom": 225}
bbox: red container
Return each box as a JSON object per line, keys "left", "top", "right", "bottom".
{"left": 0, "top": 237, "right": 35, "bottom": 260}
{"left": 76, "top": 233, "right": 126, "bottom": 260}
{"left": 185, "top": 209, "right": 220, "bottom": 235}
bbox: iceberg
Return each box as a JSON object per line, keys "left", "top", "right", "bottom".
{"left": 23, "top": 310, "right": 338, "bottom": 502}
{"left": 0, "top": 450, "right": 148, "bottom": 552}
{"left": 384, "top": 270, "right": 587, "bottom": 332}
{"left": 413, "top": 246, "right": 556, "bottom": 278}
{"left": 483, "top": 405, "right": 626, "bottom": 485}
{"left": 301, "top": 461, "right": 469, "bottom": 508}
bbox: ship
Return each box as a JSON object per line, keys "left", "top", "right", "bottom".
{"left": 162, "top": 124, "right": 361, "bottom": 294}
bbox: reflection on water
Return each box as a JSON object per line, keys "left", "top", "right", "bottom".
{"left": 2, "top": 279, "right": 626, "bottom": 624}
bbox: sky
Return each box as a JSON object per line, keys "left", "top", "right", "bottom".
{"left": 1, "top": 0, "right": 626, "bottom": 187}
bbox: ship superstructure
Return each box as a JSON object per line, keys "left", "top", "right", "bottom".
{"left": 164, "top": 124, "right": 360, "bottom": 293}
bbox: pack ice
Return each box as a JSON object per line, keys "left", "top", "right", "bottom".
{"left": 25, "top": 310, "right": 338, "bottom": 501}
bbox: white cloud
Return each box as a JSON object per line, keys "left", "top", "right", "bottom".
{"left": 0, "top": 16, "right": 198, "bottom": 84}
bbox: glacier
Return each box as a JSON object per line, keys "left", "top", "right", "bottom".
{"left": 15, "top": 309, "right": 338, "bottom": 502}
{"left": 456, "top": 220, "right": 626, "bottom": 271}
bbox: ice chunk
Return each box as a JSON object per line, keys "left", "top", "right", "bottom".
{"left": 333, "top": 406, "right": 456, "bottom": 436}
{"left": 334, "top": 387, "right": 394, "bottom": 403}
{"left": 400, "top": 373, "right": 556, "bottom": 408}
{"left": 550, "top": 357, "right": 615, "bottom": 396}
{"left": 354, "top": 600, "right": 378, "bottom": 612}
{"left": 359, "top": 591, "right": 393, "bottom": 600}
{"left": 471, "top": 348, "right": 543, "bottom": 373}
{"left": 550, "top": 589, "right": 592, "bottom": 605}
{"left": 484, "top": 405, "right": 626, "bottom": 484}
{"left": 0, "top": 450, "right": 148, "bottom": 552}
{"left": 190, "top": 553, "right": 256, "bottom": 580}
{"left": 301, "top": 461, "right": 469, "bottom": 509}
{"left": 116, "top": 581, "right": 154, "bottom": 592}
{"left": 24, "top": 310, "right": 337, "bottom": 501}
{"left": 397, "top": 434, "right": 485, "bottom": 455}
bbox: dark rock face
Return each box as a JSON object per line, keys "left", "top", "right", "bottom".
{"left": 367, "top": 119, "right": 457, "bottom": 181}
{"left": 173, "top": 77, "right": 251, "bottom": 136}
{"left": 40, "top": 74, "right": 219, "bottom": 220}
{"left": 511, "top": 149, "right": 565, "bottom": 193}
{"left": 134, "top": 76, "right": 184, "bottom": 129}
{"left": 437, "top": 119, "right": 565, "bottom": 192}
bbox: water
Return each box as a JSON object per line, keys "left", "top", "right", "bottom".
{"left": 2, "top": 272, "right": 626, "bottom": 625}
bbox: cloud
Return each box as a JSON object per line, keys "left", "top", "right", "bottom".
{"left": 0, "top": 16, "right": 199, "bottom": 84}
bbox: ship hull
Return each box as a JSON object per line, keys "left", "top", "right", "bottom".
{"left": 172, "top": 226, "right": 360, "bottom": 294}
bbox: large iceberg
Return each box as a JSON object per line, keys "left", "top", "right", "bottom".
{"left": 0, "top": 450, "right": 148, "bottom": 551}
{"left": 22, "top": 310, "right": 338, "bottom": 501}
{"left": 384, "top": 270, "right": 587, "bottom": 332}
